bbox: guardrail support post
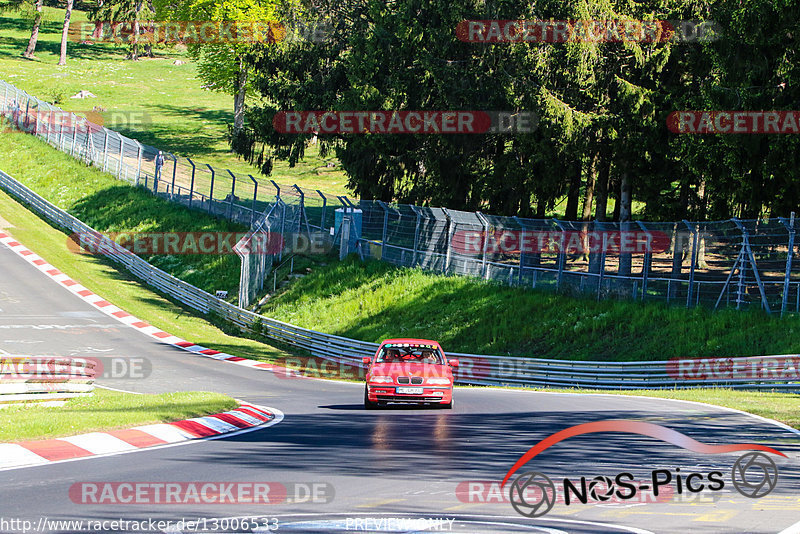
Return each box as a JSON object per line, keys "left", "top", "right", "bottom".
{"left": 781, "top": 213, "right": 796, "bottom": 316}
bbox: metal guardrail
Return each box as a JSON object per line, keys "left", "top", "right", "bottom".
{"left": 0, "top": 168, "right": 798, "bottom": 391}
{"left": 0, "top": 356, "right": 95, "bottom": 403}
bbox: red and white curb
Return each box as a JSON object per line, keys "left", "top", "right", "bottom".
{"left": 0, "top": 232, "right": 288, "bottom": 374}
{"left": 0, "top": 402, "right": 282, "bottom": 471}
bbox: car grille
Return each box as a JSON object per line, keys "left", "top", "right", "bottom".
{"left": 396, "top": 376, "right": 424, "bottom": 385}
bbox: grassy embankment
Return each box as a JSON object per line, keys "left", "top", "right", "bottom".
{"left": 0, "top": 389, "right": 238, "bottom": 442}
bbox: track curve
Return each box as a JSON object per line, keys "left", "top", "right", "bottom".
{"left": 0, "top": 236, "right": 798, "bottom": 533}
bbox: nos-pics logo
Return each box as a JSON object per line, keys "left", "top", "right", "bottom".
{"left": 502, "top": 420, "right": 784, "bottom": 518}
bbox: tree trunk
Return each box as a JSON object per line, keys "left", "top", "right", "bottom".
{"left": 564, "top": 160, "right": 581, "bottom": 221}
{"left": 594, "top": 155, "right": 610, "bottom": 221}
{"left": 581, "top": 151, "right": 597, "bottom": 221}
{"left": 233, "top": 57, "right": 248, "bottom": 134}
{"left": 58, "top": 0, "right": 74, "bottom": 66}
{"left": 92, "top": 0, "right": 104, "bottom": 39}
{"left": 129, "top": 18, "right": 140, "bottom": 60}
{"left": 579, "top": 150, "right": 598, "bottom": 262}
{"left": 618, "top": 172, "right": 632, "bottom": 277}
{"left": 23, "top": 0, "right": 44, "bottom": 59}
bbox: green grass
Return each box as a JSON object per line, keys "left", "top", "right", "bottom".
{"left": 0, "top": 130, "right": 246, "bottom": 298}
{"left": 0, "top": 5, "right": 351, "bottom": 196}
{"left": 534, "top": 387, "right": 800, "bottom": 431}
{"left": 0, "top": 388, "right": 237, "bottom": 442}
{"left": 0, "top": 185, "right": 290, "bottom": 364}
{"left": 260, "top": 256, "right": 800, "bottom": 361}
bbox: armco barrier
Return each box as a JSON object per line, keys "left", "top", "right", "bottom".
{"left": 0, "top": 356, "right": 95, "bottom": 403}
{"left": 1, "top": 168, "right": 798, "bottom": 391}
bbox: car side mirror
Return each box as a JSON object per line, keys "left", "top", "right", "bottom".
{"left": 449, "top": 359, "right": 459, "bottom": 367}
{"left": 362, "top": 357, "right": 372, "bottom": 365}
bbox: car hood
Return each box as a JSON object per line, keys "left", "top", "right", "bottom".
{"left": 370, "top": 362, "right": 452, "bottom": 379}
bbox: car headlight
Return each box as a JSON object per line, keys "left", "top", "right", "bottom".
{"left": 370, "top": 376, "right": 394, "bottom": 384}
{"left": 427, "top": 378, "right": 451, "bottom": 385}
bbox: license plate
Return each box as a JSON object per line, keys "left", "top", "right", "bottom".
{"left": 397, "top": 387, "right": 424, "bottom": 394}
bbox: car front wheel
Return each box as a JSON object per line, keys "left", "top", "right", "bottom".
{"left": 364, "top": 386, "right": 378, "bottom": 410}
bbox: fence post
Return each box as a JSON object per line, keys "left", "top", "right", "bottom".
{"left": 513, "top": 216, "right": 525, "bottom": 286}
{"left": 636, "top": 221, "right": 652, "bottom": 300}
{"left": 187, "top": 157, "right": 196, "bottom": 209}
{"left": 782, "top": 212, "right": 796, "bottom": 316}
{"left": 101, "top": 129, "right": 109, "bottom": 172}
{"left": 134, "top": 140, "right": 143, "bottom": 187}
{"left": 553, "top": 220, "right": 567, "bottom": 290}
{"left": 226, "top": 170, "right": 236, "bottom": 219}
{"left": 597, "top": 229, "right": 607, "bottom": 300}
{"left": 442, "top": 208, "right": 454, "bottom": 273}
{"left": 70, "top": 114, "right": 78, "bottom": 156}
{"left": 170, "top": 155, "right": 178, "bottom": 198}
{"left": 476, "top": 212, "right": 490, "bottom": 279}
{"left": 317, "top": 190, "right": 327, "bottom": 231}
{"left": 249, "top": 175, "right": 258, "bottom": 226}
{"left": 685, "top": 220, "right": 699, "bottom": 307}
{"left": 376, "top": 200, "right": 389, "bottom": 260}
{"left": 206, "top": 164, "right": 215, "bottom": 213}
{"left": 410, "top": 205, "right": 422, "bottom": 267}
{"left": 339, "top": 214, "right": 351, "bottom": 260}
{"left": 117, "top": 133, "right": 125, "bottom": 179}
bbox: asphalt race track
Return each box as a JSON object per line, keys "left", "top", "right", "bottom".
{"left": 0, "top": 240, "right": 799, "bottom": 534}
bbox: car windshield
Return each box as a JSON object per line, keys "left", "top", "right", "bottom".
{"left": 376, "top": 344, "right": 444, "bottom": 364}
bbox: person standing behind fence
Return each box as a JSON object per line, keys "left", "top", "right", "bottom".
{"left": 154, "top": 150, "right": 165, "bottom": 184}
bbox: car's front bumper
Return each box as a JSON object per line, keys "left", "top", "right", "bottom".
{"left": 367, "top": 385, "right": 452, "bottom": 404}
